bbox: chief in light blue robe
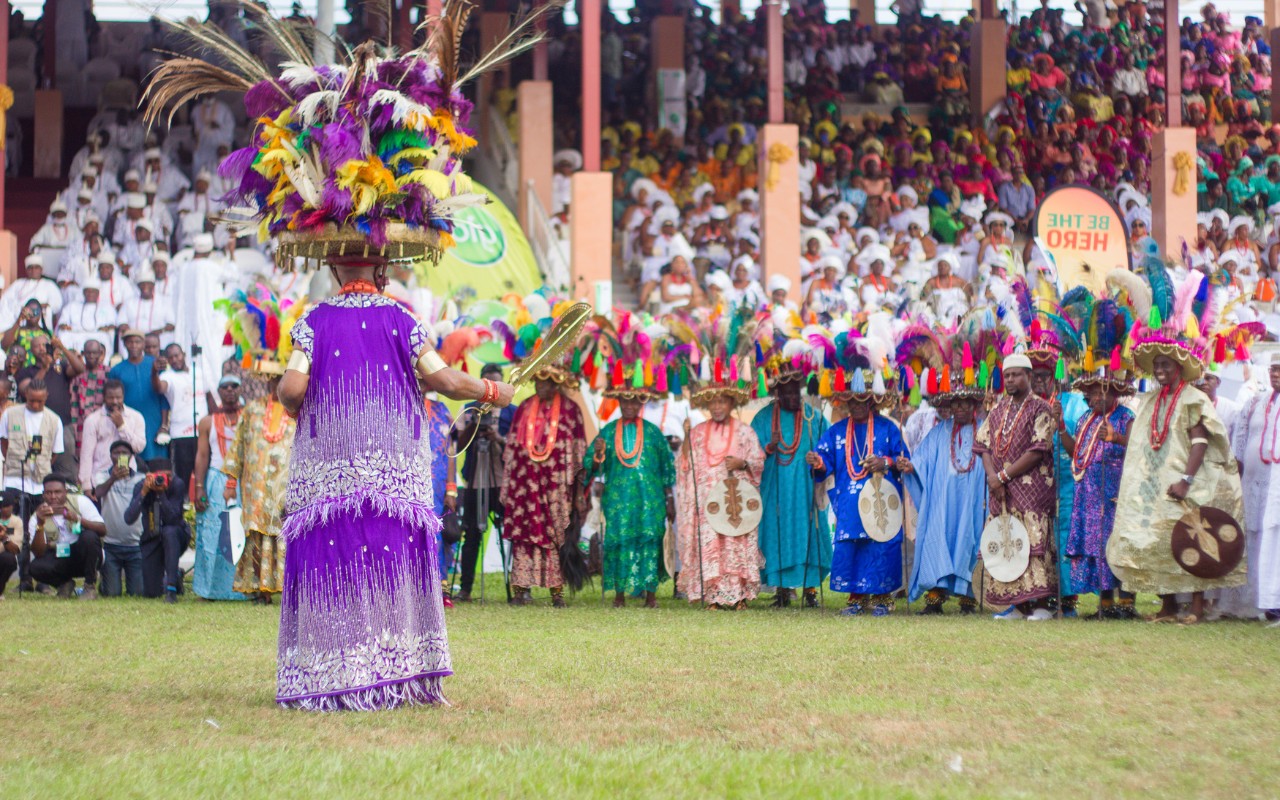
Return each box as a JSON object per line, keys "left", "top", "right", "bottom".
{"left": 904, "top": 416, "right": 988, "bottom": 602}
{"left": 751, "top": 397, "right": 831, "bottom": 590}
{"left": 1052, "top": 391, "right": 1088, "bottom": 599}
{"left": 812, "top": 410, "right": 909, "bottom": 599}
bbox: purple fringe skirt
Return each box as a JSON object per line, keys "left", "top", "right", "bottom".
{"left": 276, "top": 501, "right": 450, "bottom": 712}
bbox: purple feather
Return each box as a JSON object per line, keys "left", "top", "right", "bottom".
{"left": 808, "top": 333, "right": 835, "bottom": 369}
{"left": 244, "top": 81, "right": 289, "bottom": 119}
{"left": 317, "top": 123, "right": 363, "bottom": 168}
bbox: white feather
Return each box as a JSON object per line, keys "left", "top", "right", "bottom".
{"left": 295, "top": 90, "right": 342, "bottom": 126}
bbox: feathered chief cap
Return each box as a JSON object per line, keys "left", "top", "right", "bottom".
{"left": 142, "top": 0, "right": 559, "bottom": 271}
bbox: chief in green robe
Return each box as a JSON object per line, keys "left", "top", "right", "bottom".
{"left": 750, "top": 376, "right": 831, "bottom": 607}
{"left": 582, "top": 390, "right": 676, "bottom": 608}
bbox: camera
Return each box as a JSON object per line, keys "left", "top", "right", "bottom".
{"left": 148, "top": 472, "right": 169, "bottom": 490}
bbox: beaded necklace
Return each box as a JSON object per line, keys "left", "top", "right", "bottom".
{"left": 1149, "top": 380, "right": 1186, "bottom": 451}
{"left": 705, "top": 419, "right": 736, "bottom": 467}
{"left": 614, "top": 418, "right": 644, "bottom": 468}
{"left": 523, "top": 394, "right": 562, "bottom": 462}
{"left": 768, "top": 402, "right": 804, "bottom": 466}
{"left": 843, "top": 413, "right": 875, "bottom": 481}
{"left": 950, "top": 420, "right": 977, "bottom": 473}
{"left": 213, "top": 409, "right": 239, "bottom": 458}
{"left": 1260, "top": 392, "right": 1280, "bottom": 465}
{"left": 1070, "top": 411, "right": 1107, "bottom": 481}
{"left": 992, "top": 395, "right": 1031, "bottom": 460}
{"left": 340, "top": 278, "right": 380, "bottom": 295}
{"left": 262, "top": 397, "right": 288, "bottom": 443}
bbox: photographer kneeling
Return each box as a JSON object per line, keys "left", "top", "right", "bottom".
{"left": 125, "top": 457, "right": 189, "bottom": 603}
{"left": 28, "top": 474, "right": 107, "bottom": 599}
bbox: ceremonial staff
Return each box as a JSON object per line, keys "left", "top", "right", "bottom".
{"left": 682, "top": 423, "right": 707, "bottom": 608}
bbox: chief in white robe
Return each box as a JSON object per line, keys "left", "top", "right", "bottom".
{"left": 56, "top": 280, "right": 118, "bottom": 352}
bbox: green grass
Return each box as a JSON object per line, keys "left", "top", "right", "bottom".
{"left": 2, "top": 577, "right": 1278, "bottom": 799}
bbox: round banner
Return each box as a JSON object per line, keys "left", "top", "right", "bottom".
{"left": 980, "top": 513, "right": 1030, "bottom": 583}
{"left": 857, "top": 474, "right": 903, "bottom": 543}
{"left": 1032, "top": 185, "right": 1131, "bottom": 296}
{"left": 705, "top": 477, "right": 763, "bottom": 537}
{"left": 1171, "top": 505, "right": 1245, "bottom": 579}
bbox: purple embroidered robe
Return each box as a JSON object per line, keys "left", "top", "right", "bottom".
{"left": 276, "top": 292, "right": 449, "bottom": 711}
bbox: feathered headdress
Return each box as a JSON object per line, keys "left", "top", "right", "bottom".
{"left": 1074, "top": 297, "right": 1135, "bottom": 395}
{"left": 1130, "top": 256, "right": 1209, "bottom": 381}
{"left": 143, "top": 0, "right": 560, "bottom": 270}
{"left": 218, "top": 283, "right": 302, "bottom": 374}
{"left": 808, "top": 316, "right": 897, "bottom": 409}
{"left": 684, "top": 306, "right": 756, "bottom": 408}
{"left": 755, "top": 314, "right": 819, "bottom": 395}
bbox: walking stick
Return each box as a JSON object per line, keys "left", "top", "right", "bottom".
{"left": 685, "top": 430, "right": 707, "bottom": 608}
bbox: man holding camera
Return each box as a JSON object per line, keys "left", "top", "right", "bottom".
{"left": 451, "top": 363, "right": 516, "bottom": 602}
{"left": 79, "top": 379, "right": 145, "bottom": 498}
{"left": 125, "top": 456, "right": 189, "bottom": 603}
{"left": 1, "top": 378, "right": 66, "bottom": 592}
{"left": 27, "top": 473, "right": 106, "bottom": 599}
{"left": 94, "top": 439, "right": 146, "bottom": 596}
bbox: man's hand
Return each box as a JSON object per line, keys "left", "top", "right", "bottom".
{"left": 35, "top": 502, "right": 53, "bottom": 522}
{"left": 989, "top": 483, "right": 1005, "bottom": 509}
{"left": 111, "top": 464, "right": 129, "bottom": 481}
{"left": 63, "top": 503, "right": 80, "bottom": 523}
{"left": 986, "top": 471, "right": 1004, "bottom": 493}
{"left": 1167, "top": 479, "right": 1190, "bottom": 502}
{"left": 895, "top": 456, "right": 913, "bottom": 474}
{"left": 195, "top": 496, "right": 209, "bottom": 513}
{"left": 109, "top": 406, "right": 126, "bottom": 429}
{"left": 444, "top": 494, "right": 457, "bottom": 513}
{"left": 724, "top": 456, "right": 747, "bottom": 472}
{"left": 490, "top": 381, "right": 517, "bottom": 408}
{"left": 154, "top": 355, "right": 168, "bottom": 373}
{"left": 805, "top": 452, "right": 825, "bottom": 471}
{"left": 593, "top": 437, "right": 607, "bottom": 463}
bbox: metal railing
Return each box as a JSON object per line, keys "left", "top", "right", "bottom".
{"left": 524, "top": 179, "right": 571, "bottom": 293}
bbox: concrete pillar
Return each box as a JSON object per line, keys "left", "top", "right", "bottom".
{"left": 759, "top": 123, "right": 800, "bottom": 302}
{"left": 41, "top": 0, "right": 56, "bottom": 84}
{"left": 532, "top": 0, "right": 548, "bottom": 83}
{"left": 855, "top": 0, "right": 876, "bottom": 25}
{"left": 649, "top": 16, "right": 684, "bottom": 141}
{"left": 580, "top": 0, "right": 601, "bottom": 171}
{"left": 517, "top": 80, "right": 553, "bottom": 232}
{"left": 765, "top": 0, "right": 783, "bottom": 124}
{"left": 426, "top": 0, "right": 441, "bottom": 19}
{"left": 569, "top": 172, "right": 612, "bottom": 302}
{"left": 477, "top": 12, "right": 510, "bottom": 144}
{"left": 314, "top": 0, "right": 336, "bottom": 63}
{"left": 1164, "top": 0, "right": 1181, "bottom": 127}
{"left": 1152, "top": 127, "right": 1197, "bottom": 260}
{"left": 721, "top": 0, "right": 741, "bottom": 20}
{"left": 0, "top": 0, "right": 8, "bottom": 231}
{"left": 970, "top": 18, "right": 1006, "bottom": 124}
{"left": 33, "top": 90, "right": 63, "bottom": 180}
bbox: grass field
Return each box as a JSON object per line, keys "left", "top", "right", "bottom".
{"left": 2, "top": 577, "right": 1278, "bottom": 799}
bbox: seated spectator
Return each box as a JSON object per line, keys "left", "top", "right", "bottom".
{"left": 27, "top": 473, "right": 106, "bottom": 600}
{"left": 0, "top": 493, "right": 18, "bottom": 600}
{"left": 79, "top": 379, "right": 146, "bottom": 496}
{"left": 94, "top": 440, "right": 146, "bottom": 597}
{"left": 0, "top": 256, "right": 63, "bottom": 330}
{"left": 125, "top": 456, "right": 190, "bottom": 602}
{"left": 56, "top": 277, "right": 118, "bottom": 353}
{"left": 997, "top": 163, "right": 1037, "bottom": 235}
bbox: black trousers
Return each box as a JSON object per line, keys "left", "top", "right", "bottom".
{"left": 169, "top": 438, "right": 197, "bottom": 491}
{"left": 15, "top": 490, "right": 43, "bottom": 587}
{"left": 29, "top": 532, "right": 103, "bottom": 587}
{"left": 0, "top": 547, "right": 16, "bottom": 595}
{"left": 140, "top": 525, "right": 191, "bottom": 597}
{"left": 458, "top": 487, "right": 503, "bottom": 594}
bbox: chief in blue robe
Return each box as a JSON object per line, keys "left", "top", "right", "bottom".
{"left": 751, "top": 393, "right": 831, "bottom": 603}
{"left": 811, "top": 404, "right": 909, "bottom": 613}
{"left": 904, "top": 411, "right": 989, "bottom": 607}
{"left": 1051, "top": 391, "right": 1088, "bottom": 603}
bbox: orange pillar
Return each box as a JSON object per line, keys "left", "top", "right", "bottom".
{"left": 517, "top": 80, "right": 553, "bottom": 232}
{"left": 765, "top": 0, "right": 783, "bottom": 124}
{"left": 1152, "top": 127, "right": 1197, "bottom": 260}
{"left": 0, "top": 0, "right": 12, "bottom": 286}
{"left": 1270, "top": 0, "right": 1280, "bottom": 92}
{"left": 970, "top": 17, "right": 1006, "bottom": 124}
{"left": 581, "top": 0, "right": 601, "bottom": 171}
{"left": 570, "top": 172, "right": 613, "bottom": 303}
{"left": 855, "top": 0, "right": 876, "bottom": 25}
{"left": 759, "top": 123, "right": 800, "bottom": 301}
{"left": 426, "top": 0, "right": 441, "bottom": 17}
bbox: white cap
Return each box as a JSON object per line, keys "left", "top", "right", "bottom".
{"left": 133, "top": 267, "right": 156, "bottom": 284}
{"left": 737, "top": 189, "right": 758, "bottom": 204}
{"left": 81, "top": 166, "right": 99, "bottom": 178}
{"left": 767, "top": 274, "right": 791, "bottom": 293}
{"left": 855, "top": 226, "right": 878, "bottom": 244}
{"left": 1003, "top": 353, "right": 1033, "bottom": 371}
{"left": 195, "top": 169, "right": 213, "bottom": 183}
{"left": 24, "top": 254, "right": 42, "bottom": 268}
{"left": 97, "top": 252, "right": 116, "bottom": 265}
{"left": 135, "top": 218, "right": 154, "bottom": 232}
{"left": 897, "top": 186, "right": 918, "bottom": 203}
{"left": 123, "top": 169, "right": 141, "bottom": 183}
{"left": 985, "top": 211, "right": 1014, "bottom": 227}
{"left": 692, "top": 184, "right": 716, "bottom": 202}
{"left": 705, "top": 270, "right": 733, "bottom": 292}
{"left": 151, "top": 252, "right": 170, "bottom": 265}
{"left": 126, "top": 193, "right": 146, "bottom": 209}
{"left": 77, "top": 188, "right": 94, "bottom": 201}
{"left": 193, "top": 233, "right": 215, "bottom": 253}
{"left": 142, "top": 182, "right": 158, "bottom": 193}
{"left": 144, "top": 147, "right": 162, "bottom": 160}
{"left": 88, "top": 152, "right": 105, "bottom": 164}
{"left": 709, "top": 205, "right": 729, "bottom": 221}
{"left": 83, "top": 211, "right": 100, "bottom": 225}
{"left": 552, "top": 149, "right": 583, "bottom": 170}
{"left": 50, "top": 199, "right": 68, "bottom": 214}
{"left": 81, "top": 275, "right": 103, "bottom": 291}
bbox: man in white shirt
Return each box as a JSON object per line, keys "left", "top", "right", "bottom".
{"left": 142, "top": 182, "right": 176, "bottom": 242}
{"left": 0, "top": 255, "right": 63, "bottom": 329}
{"left": 148, "top": 254, "right": 177, "bottom": 311}
{"left": 118, "top": 267, "right": 175, "bottom": 348}
{"left": 30, "top": 201, "right": 76, "bottom": 271}
{"left": 176, "top": 170, "right": 224, "bottom": 248}
{"left": 174, "top": 234, "right": 237, "bottom": 385}
{"left": 118, "top": 218, "right": 157, "bottom": 274}
{"left": 191, "top": 95, "right": 236, "bottom": 176}
{"left": 111, "top": 193, "right": 150, "bottom": 250}
{"left": 551, "top": 150, "right": 581, "bottom": 216}
{"left": 94, "top": 254, "right": 137, "bottom": 311}
{"left": 153, "top": 343, "right": 209, "bottom": 489}
{"left": 27, "top": 473, "right": 106, "bottom": 599}
{"left": 56, "top": 277, "right": 118, "bottom": 353}
{"left": 78, "top": 379, "right": 146, "bottom": 493}
{"left": 142, "top": 148, "right": 189, "bottom": 212}
{"left": 1, "top": 379, "right": 66, "bottom": 592}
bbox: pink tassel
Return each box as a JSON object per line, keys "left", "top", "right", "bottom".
{"left": 1110, "top": 346, "right": 1121, "bottom": 371}
{"left": 962, "top": 341, "right": 973, "bottom": 369}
